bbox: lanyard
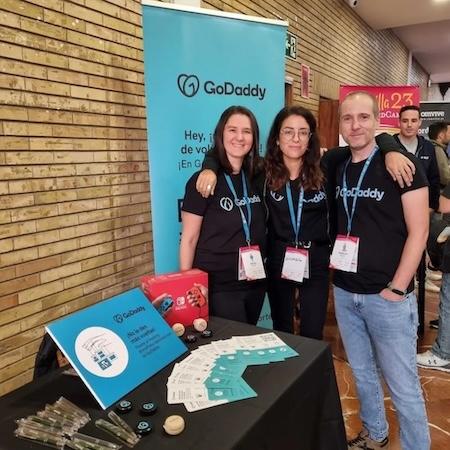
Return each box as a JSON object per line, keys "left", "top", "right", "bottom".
{"left": 224, "top": 172, "right": 252, "bottom": 245}
{"left": 342, "top": 147, "right": 378, "bottom": 235}
{"left": 286, "top": 182, "right": 304, "bottom": 247}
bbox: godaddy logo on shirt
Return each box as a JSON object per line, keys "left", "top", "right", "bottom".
{"left": 335, "top": 186, "right": 385, "bottom": 201}
{"left": 303, "top": 191, "right": 326, "bottom": 203}
{"left": 269, "top": 191, "right": 325, "bottom": 203}
{"left": 219, "top": 195, "right": 261, "bottom": 211}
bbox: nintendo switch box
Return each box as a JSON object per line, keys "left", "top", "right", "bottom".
{"left": 140, "top": 269, "right": 208, "bottom": 327}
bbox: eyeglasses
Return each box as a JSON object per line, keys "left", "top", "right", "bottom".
{"left": 280, "top": 128, "right": 312, "bottom": 141}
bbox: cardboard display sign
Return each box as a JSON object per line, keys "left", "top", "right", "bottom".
{"left": 46, "top": 288, "right": 187, "bottom": 409}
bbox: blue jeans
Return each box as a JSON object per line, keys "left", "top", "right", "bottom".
{"left": 432, "top": 272, "right": 450, "bottom": 360}
{"left": 334, "top": 286, "right": 430, "bottom": 450}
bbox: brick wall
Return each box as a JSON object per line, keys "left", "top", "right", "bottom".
{"left": 0, "top": 0, "right": 429, "bottom": 396}
{"left": 410, "top": 57, "right": 430, "bottom": 100}
{"left": 0, "top": 0, "right": 152, "bottom": 395}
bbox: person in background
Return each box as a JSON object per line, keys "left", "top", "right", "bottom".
{"left": 395, "top": 105, "right": 439, "bottom": 209}
{"left": 334, "top": 91, "right": 430, "bottom": 450}
{"left": 417, "top": 185, "right": 450, "bottom": 372}
{"left": 428, "top": 121, "right": 450, "bottom": 189}
{"left": 427, "top": 121, "right": 450, "bottom": 327}
{"left": 180, "top": 106, "right": 266, "bottom": 325}
{"left": 395, "top": 105, "right": 440, "bottom": 294}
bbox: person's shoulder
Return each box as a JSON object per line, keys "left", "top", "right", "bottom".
{"left": 185, "top": 170, "right": 202, "bottom": 188}
{"left": 398, "top": 151, "right": 424, "bottom": 170}
{"left": 418, "top": 136, "right": 435, "bottom": 151}
{"left": 400, "top": 152, "right": 429, "bottom": 188}
{"left": 322, "top": 146, "right": 350, "bottom": 164}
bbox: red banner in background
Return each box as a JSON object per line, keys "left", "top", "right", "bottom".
{"left": 339, "top": 85, "right": 420, "bottom": 131}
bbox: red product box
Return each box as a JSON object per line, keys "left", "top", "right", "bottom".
{"left": 140, "top": 269, "right": 208, "bottom": 327}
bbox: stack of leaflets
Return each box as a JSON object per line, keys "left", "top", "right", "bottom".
{"left": 167, "top": 332, "right": 298, "bottom": 412}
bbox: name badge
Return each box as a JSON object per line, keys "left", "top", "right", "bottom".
{"left": 329, "top": 235, "right": 359, "bottom": 272}
{"left": 281, "top": 247, "right": 309, "bottom": 282}
{"left": 238, "top": 245, "right": 266, "bottom": 281}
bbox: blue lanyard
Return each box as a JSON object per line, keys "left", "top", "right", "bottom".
{"left": 286, "top": 182, "right": 304, "bottom": 247}
{"left": 342, "top": 147, "right": 378, "bottom": 235}
{"left": 224, "top": 172, "right": 251, "bottom": 245}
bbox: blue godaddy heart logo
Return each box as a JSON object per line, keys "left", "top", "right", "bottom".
{"left": 177, "top": 74, "right": 200, "bottom": 97}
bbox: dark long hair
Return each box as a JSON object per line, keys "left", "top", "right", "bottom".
{"left": 211, "top": 105, "right": 262, "bottom": 180}
{"left": 265, "top": 105, "right": 323, "bottom": 191}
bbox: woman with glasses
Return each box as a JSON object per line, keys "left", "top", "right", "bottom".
{"left": 180, "top": 105, "right": 267, "bottom": 325}
{"left": 197, "top": 105, "right": 413, "bottom": 338}
{"left": 263, "top": 106, "right": 329, "bottom": 337}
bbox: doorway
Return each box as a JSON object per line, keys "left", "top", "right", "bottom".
{"left": 318, "top": 98, "right": 339, "bottom": 149}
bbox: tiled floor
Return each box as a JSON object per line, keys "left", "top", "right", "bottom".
{"left": 323, "top": 284, "right": 450, "bottom": 449}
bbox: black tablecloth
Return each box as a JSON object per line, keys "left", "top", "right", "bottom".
{"left": 0, "top": 317, "right": 346, "bottom": 450}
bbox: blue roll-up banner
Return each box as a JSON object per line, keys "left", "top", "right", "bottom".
{"left": 142, "top": 1, "right": 287, "bottom": 327}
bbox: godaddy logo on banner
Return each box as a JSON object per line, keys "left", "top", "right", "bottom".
{"left": 177, "top": 74, "right": 200, "bottom": 97}
{"left": 177, "top": 74, "right": 266, "bottom": 100}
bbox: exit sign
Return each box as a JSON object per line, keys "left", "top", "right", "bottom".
{"left": 285, "top": 32, "right": 297, "bottom": 59}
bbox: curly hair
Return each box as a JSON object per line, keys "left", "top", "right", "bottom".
{"left": 265, "top": 105, "right": 323, "bottom": 192}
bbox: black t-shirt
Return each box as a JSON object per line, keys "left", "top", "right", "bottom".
{"left": 266, "top": 180, "right": 329, "bottom": 272}
{"left": 333, "top": 150, "right": 428, "bottom": 294}
{"left": 182, "top": 170, "right": 267, "bottom": 290}
{"left": 267, "top": 180, "right": 328, "bottom": 244}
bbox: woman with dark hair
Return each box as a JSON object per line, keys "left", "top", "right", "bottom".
{"left": 264, "top": 106, "right": 329, "bottom": 337}
{"left": 180, "top": 105, "right": 267, "bottom": 325}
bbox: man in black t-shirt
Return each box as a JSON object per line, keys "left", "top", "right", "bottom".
{"left": 333, "top": 92, "right": 430, "bottom": 450}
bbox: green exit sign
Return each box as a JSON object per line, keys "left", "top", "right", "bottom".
{"left": 285, "top": 32, "right": 297, "bottom": 59}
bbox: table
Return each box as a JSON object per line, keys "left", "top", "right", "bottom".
{"left": 0, "top": 317, "right": 347, "bottom": 450}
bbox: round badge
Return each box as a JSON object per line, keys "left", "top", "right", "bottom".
{"left": 115, "top": 399, "right": 132, "bottom": 414}
{"left": 140, "top": 402, "right": 158, "bottom": 416}
{"left": 201, "top": 329, "right": 213, "bottom": 338}
{"left": 184, "top": 334, "right": 197, "bottom": 344}
{"left": 135, "top": 420, "right": 152, "bottom": 435}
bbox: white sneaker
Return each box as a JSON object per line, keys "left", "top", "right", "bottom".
{"left": 417, "top": 350, "right": 450, "bottom": 372}
{"left": 425, "top": 279, "right": 440, "bottom": 293}
{"left": 426, "top": 269, "right": 442, "bottom": 281}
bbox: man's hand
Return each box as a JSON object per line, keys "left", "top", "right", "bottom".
{"left": 196, "top": 170, "right": 217, "bottom": 198}
{"left": 385, "top": 152, "right": 415, "bottom": 188}
{"left": 379, "top": 288, "right": 405, "bottom": 302}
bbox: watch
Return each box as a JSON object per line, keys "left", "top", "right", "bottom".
{"left": 386, "top": 282, "right": 407, "bottom": 296}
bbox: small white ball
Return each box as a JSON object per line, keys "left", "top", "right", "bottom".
{"left": 193, "top": 318, "right": 207, "bottom": 332}
{"left": 172, "top": 323, "right": 185, "bottom": 337}
{"left": 163, "top": 415, "right": 185, "bottom": 435}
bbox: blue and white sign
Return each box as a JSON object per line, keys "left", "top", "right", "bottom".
{"left": 142, "top": 1, "right": 287, "bottom": 274}
{"left": 46, "top": 289, "right": 187, "bottom": 409}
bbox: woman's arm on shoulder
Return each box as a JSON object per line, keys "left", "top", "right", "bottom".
{"left": 196, "top": 149, "right": 220, "bottom": 197}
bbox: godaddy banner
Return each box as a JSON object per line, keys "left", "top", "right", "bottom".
{"left": 419, "top": 101, "right": 450, "bottom": 137}
{"left": 142, "top": 1, "right": 286, "bottom": 273}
